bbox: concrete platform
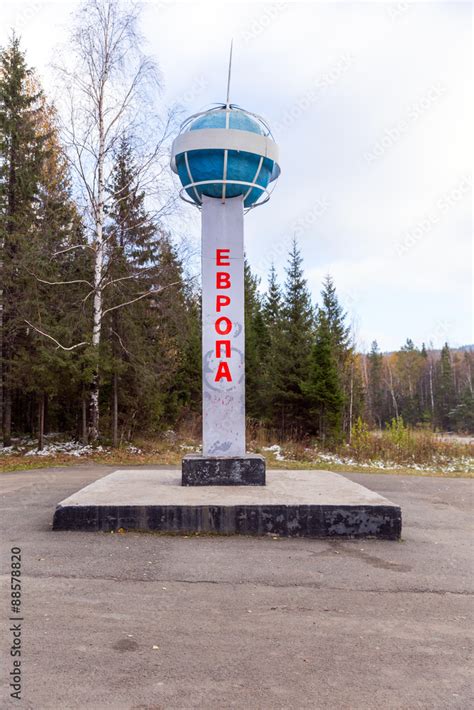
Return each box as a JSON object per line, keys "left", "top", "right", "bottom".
{"left": 53, "top": 469, "right": 401, "bottom": 539}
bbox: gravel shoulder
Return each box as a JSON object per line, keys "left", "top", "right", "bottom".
{"left": 1, "top": 465, "right": 472, "bottom": 709}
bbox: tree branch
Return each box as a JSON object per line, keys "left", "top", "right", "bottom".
{"left": 25, "top": 321, "right": 89, "bottom": 351}
{"left": 102, "top": 281, "right": 181, "bottom": 316}
{"left": 51, "top": 244, "right": 93, "bottom": 258}
{"left": 27, "top": 269, "right": 93, "bottom": 288}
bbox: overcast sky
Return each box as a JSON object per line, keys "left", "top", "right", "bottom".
{"left": 2, "top": 0, "right": 472, "bottom": 351}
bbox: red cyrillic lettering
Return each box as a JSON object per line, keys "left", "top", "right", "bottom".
{"left": 215, "top": 361, "right": 232, "bottom": 382}
{"left": 215, "top": 317, "right": 232, "bottom": 335}
{"left": 216, "top": 295, "right": 231, "bottom": 312}
{"left": 216, "top": 272, "right": 231, "bottom": 289}
{"left": 216, "top": 340, "right": 231, "bottom": 358}
{"left": 216, "top": 249, "right": 230, "bottom": 266}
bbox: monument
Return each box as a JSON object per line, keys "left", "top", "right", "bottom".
{"left": 169, "top": 100, "right": 280, "bottom": 486}
{"left": 52, "top": 61, "right": 401, "bottom": 539}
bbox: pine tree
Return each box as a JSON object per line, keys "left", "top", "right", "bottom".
{"left": 0, "top": 35, "right": 50, "bottom": 445}
{"left": 367, "top": 340, "right": 384, "bottom": 427}
{"left": 319, "top": 275, "right": 351, "bottom": 433}
{"left": 303, "top": 312, "right": 344, "bottom": 442}
{"left": 272, "top": 239, "right": 314, "bottom": 435}
{"left": 263, "top": 264, "right": 282, "bottom": 327}
{"left": 244, "top": 259, "right": 266, "bottom": 421}
{"left": 320, "top": 275, "right": 350, "bottom": 354}
{"left": 448, "top": 388, "right": 474, "bottom": 432}
{"left": 395, "top": 339, "right": 425, "bottom": 425}
{"left": 104, "top": 137, "right": 155, "bottom": 443}
{"left": 152, "top": 234, "right": 200, "bottom": 428}
{"left": 104, "top": 138, "right": 197, "bottom": 440}
{"left": 260, "top": 264, "right": 283, "bottom": 424}
{"left": 435, "top": 343, "right": 456, "bottom": 429}
{"left": 17, "top": 112, "right": 88, "bottom": 447}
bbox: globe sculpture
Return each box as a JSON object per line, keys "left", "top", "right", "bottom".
{"left": 171, "top": 102, "right": 280, "bottom": 486}
{"left": 170, "top": 104, "right": 280, "bottom": 209}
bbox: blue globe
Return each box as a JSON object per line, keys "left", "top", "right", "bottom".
{"left": 173, "top": 106, "right": 280, "bottom": 208}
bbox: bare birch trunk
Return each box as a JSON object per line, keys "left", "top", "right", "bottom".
{"left": 81, "top": 391, "right": 88, "bottom": 444}
{"left": 348, "top": 359, "right": 354, "bottom": 442}
{"left": 88, "top": 81, "right": 105, "bottom": 443}
{"left": 112, "top": 371, "right": 118, "bottom": 448}
{"left": 387, "top": 363, "right": 399, "bottom": 419}
{"left": 3, "top": 387, "right": 12, "bottom": 447}
{"left": 55, "top": 0, "right": 169, "bottom": 442}
{"left": 38, "top": 394, "right": 45, "bottom": 451}
{"left": 429, "top": 360, "right": 435, "bottom": 419}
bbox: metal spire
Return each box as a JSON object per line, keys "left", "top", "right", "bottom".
{"left": 226, "top": 39, "right": 233, "bottom": 108}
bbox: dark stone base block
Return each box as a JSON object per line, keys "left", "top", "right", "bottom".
{"left": 53, "top": 502, "right": 401, "bottom": 540}
{"left": 52, "top": 469, "right": 402, "bottom": 539}
{"left": 182, "top": 454, "right": 265, "bottom": 486}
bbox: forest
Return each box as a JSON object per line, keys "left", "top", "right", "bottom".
{"left": 1, "top": 2, "right": 473, "bottom": 454}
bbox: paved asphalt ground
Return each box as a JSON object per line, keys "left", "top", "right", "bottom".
{"left": 0, "top": 465, "right": 472, "bottom": 710}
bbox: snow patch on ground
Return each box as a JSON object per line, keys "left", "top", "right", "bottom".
{"left": 0, "top": 437, "right": 145, "bottom": 458}
{"left": 126, "top": 445, "right": 142, "bottom": 455}
{"left": 262, "top": 444, "right": 286, "bottom": 461}
{"left": 25, "top": 442, "right": 105, "bottom": 457}
{"left": 180, "top": 444, "right": 201, "bottom": 452}
{"left": 314, "top": 451, "right": 473, "bottom": 474}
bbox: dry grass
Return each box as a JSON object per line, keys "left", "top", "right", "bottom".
{"left": 1, "top": 424, "right": 472, "bottom": 478}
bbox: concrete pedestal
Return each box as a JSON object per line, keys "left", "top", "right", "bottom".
{"left": 53, "top": 469, "right": 401, "bottom": 539}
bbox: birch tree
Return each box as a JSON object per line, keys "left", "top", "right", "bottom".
{"left": 55, "top": 0, "right": 174, "bottom": 441}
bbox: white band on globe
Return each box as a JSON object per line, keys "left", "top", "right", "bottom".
{"left": 170, "top": 128, "right": 280, "bottom": 173}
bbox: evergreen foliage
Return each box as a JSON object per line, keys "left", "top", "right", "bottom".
{"left": 270, "top": 238, "right": 314, "bottom": 435}
{"left": 1, "top": 35, "right": 472, "bottom": 448}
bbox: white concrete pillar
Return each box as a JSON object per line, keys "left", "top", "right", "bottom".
{"left": 201, "top": 195, "right": 245, "bottom": 456}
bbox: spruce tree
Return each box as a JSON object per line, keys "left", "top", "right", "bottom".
{"left": 435, "top": 343, "right": 456, "bottom": 429}
{"left": 105, "top": 138, "right": 197, "bottom": 439}
{"left": 18, "top": 114, "right": 88, "bottom": 446}
{"left": 0, "top": 36, "right": 49, "bottom": 444}
{"left": 244, "top": 259, "right": 266, "bottom": 421}
{"left": 319, "top": 275, "right": 351, "bottom": 433}
{"left": 320, "top": 275, "right": 350, "bottom": 354}
{"left": 263, "top": 264, "right": 282, "bottom": 326}
{"left": 260, "top": 264, "right": 283, "bottom": 425}
{"left": 303, "top": 312, "right": 344, "bottom": 442}
{"left": 396, "top": 338, "right": 425, "bottom": 425}
{"left": 272, "top": 238, "right": 314, "bottom": 435}
{"left": 367, "top": 340, "right": 384, "bottom": 428}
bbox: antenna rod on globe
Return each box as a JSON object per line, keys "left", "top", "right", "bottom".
{"left": 226, "top": 39, "right": 233, "bottom": 108}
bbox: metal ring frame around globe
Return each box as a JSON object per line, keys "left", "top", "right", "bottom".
{"left": 178, "top": 177, "right": 274, "bottom": 210}
{"left": 171, "top": 118, "right": 280, "bottom": 210}
{"left": 178, "top": 104, "right": 274, "bottom": 140}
